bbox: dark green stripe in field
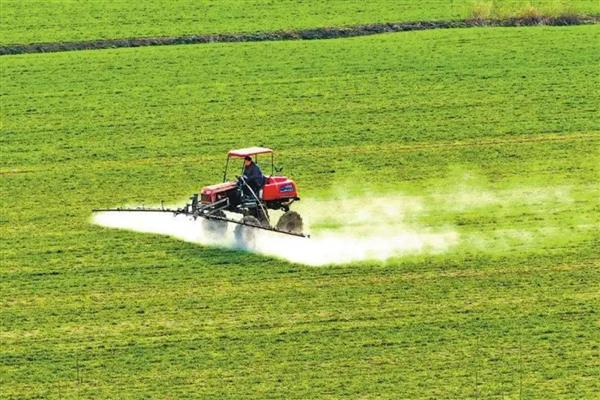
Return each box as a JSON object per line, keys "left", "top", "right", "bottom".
{"left": 2, "top": 16, "right": 598, "bottom": 56}
{"left": 1, "top": 0, "right": 600, "bottom": 45}
{"left": 1, "top": 26, "right": 599, "bottom": 398}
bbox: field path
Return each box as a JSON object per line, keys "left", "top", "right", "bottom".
{"left": 1, "top": 15, "right": 598, "bottom": 55}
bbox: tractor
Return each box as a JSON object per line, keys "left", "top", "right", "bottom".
{"left": 94, "top": 147, "right": 307, "bottom": 247}
{"left": 198, "top": 147, "right": 304, "bottom": 242}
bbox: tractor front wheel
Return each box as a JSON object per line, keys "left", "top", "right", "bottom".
{"left": 234, "top": 215, "right": 262, "bottom": 248}
{"left": 202, "top": 210, "right": 227, "bottom": 237}
{"left": 276, "top": 211, "right": 303, "bottom": 234}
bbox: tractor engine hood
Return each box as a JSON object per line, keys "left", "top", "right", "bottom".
{"left": 201, "top": 181, "right": 236, "bottom": 195}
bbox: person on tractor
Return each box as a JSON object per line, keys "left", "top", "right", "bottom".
{"left": 241, "top": 156, "right": 265, "bottom": 198}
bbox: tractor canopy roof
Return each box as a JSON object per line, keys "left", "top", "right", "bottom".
{"left": 228, "top": 147, "right": 273, "bottom": 158}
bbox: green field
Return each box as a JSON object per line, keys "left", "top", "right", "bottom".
{"left": 2, "top": 14, "right": 600, "bottom": 400}
{"left": 1, "top": 0, "right": 599, "bottom": 45}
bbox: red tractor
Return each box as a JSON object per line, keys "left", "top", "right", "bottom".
{"left": 95, "top": 147, "right": 307, "bottom": 246}
{"left": 196, "top": 147, "right": 305, "bottom": 242}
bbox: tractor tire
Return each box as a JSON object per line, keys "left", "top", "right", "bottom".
{"left": 202, "top": 210, "right": 227, "bottom": 237}
{"left": 256, "top": 208, "right": 270, "bottom": 227}
{"left": 276, "top": 211, "right": 303, "bottom": 234}
{"left": 234, "top": 215, "right": 261, "bottom": 248}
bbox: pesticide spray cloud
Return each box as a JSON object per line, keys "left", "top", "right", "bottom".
{"left": 92, "top": 194, "right": 458, "bottom": 266}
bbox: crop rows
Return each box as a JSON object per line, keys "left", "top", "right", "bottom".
{"left": 1, "top": 25, "right": 599, "bottom": 398}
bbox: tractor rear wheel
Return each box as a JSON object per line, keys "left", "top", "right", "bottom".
{"left": 276, "top": 211, "right": 303, "bottom": 234}
{"left": 202, "top": 210, "right": 227, "bottom": 237}
{"left": 234, "top": 215, "right": 262, "bottom": 248}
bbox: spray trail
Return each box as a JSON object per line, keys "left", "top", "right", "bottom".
{"left": 92, "top": 195, "right": 458, "bottom": 266}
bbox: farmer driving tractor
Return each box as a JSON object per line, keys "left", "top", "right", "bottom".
{"left": 94, "top": 147, "right": 305, "bottom": 244}
{"left": 241, "top": 155, "right": 265, "bottom": 198}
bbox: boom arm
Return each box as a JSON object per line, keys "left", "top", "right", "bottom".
{"left": 93, "top": 196, "right": 308, "bottom": 238}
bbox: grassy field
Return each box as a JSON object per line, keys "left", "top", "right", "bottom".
{"left": 2, "top": 23, "right": 600, "bottom": 399}
{"left": 2, "top": 0, "right": 600, "bottom": 45}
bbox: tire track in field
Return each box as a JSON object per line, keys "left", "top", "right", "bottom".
{"left": 301, "top": 132, "right": 600, "bottom": 160}
{"left": 365, "top": 131, "right": 600, "bottom": 153}
{"left": 1, "top": 15, "right": 598, "bottom": 56}
{"left": 1, "top": 131, "right": 597, "bottom": 176}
